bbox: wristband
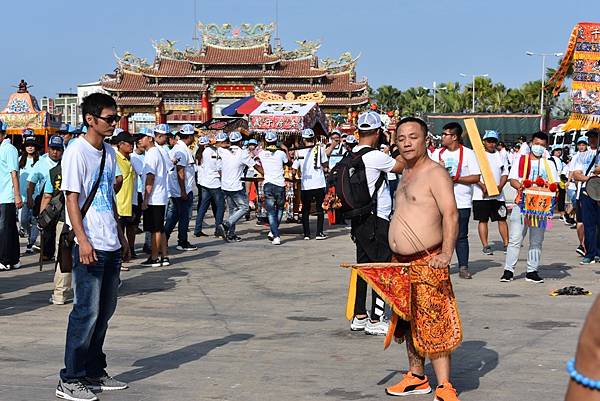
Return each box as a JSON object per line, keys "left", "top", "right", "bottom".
{"left": 390, "top": 146, "right": 400, "bottom": 159}
{"left": 567, "top": 358, "right": 600, "bottom": 390}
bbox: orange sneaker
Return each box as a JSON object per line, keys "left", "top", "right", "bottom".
{"left": 385, "top": 371, "right": 432, "bottom": 396}
{"left": 434, "top": 382, "right": 460, "bottom": 401}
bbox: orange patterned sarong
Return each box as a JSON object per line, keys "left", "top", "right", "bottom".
{"left": 349, "top": 249, "right": 462, "bottom": 359}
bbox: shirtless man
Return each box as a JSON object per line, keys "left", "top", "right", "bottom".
{"left": 386, "top": 117, "right": 462, "bottom": 401}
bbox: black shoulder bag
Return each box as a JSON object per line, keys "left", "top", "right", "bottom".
{"left": 57, "top": 146, "right": 106, "bottom": 273}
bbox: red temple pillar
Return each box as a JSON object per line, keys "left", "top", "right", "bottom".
{"left": 201, "top": 92, "right": 212, "bottom": 122}
{"left": 119, "top": 115, "right": 129, "bottom": 131}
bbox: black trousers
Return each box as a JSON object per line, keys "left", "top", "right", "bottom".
{"left": 0, "top": 203, "right": 20, "bottom": 266}
{"left": 352, "top": 214, "right": 391, "bottom": 319}
{"left": 301, "top": 188, "right": 326, "bottom": 236}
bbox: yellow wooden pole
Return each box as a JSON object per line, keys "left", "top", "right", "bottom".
{"left": 464, "top": 118, "right": 499, "bottom": 197}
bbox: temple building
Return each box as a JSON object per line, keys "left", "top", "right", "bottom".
{"left": 100, "top": 23, "right": 368, "bottom": 131}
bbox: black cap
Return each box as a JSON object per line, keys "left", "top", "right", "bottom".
{"left": 113, "top": 131, "right": 136, "bottom": 144}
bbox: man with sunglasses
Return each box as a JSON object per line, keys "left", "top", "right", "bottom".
{"left": 431, "top": 122, "right": 481, "bottom": 279}
{"left": 56, "top": 93, "right": 130, "bottom": 401}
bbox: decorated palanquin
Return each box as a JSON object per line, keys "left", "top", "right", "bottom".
{"left": 342, "top": 257, "right": 462, "bottom": 358}
{"left": 547, "top": 22, "right": 600, "bottom": 130}
{"left": 249, "top": 91, "right": 329, "bottom": 138}
{"left": 0, "top": 80, "right": 61, "bottom": 147}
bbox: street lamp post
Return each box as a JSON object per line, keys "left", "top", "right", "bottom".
{"left": 525, "top": 51, "right": 564, "bottom": 116}
{"left": 460, "top": 73, "right": 489, "bottom": 113}
{"left": 422, "top": 81, "right": 448, "bottom": 113}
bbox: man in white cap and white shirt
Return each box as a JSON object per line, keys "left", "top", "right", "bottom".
{"left": 164, "top": 124, "right": 197, "bottom": 251}
{"left": 257, "top": 130, "right": 291, "bottom": 245}
{"left": 139, "top": 127, "right": 170, "bottom": 267}
{"left": 217, "top": 131, "right": 264, "bottom": 242}
{"left": 349, "top": 111, "right": 404, "bottom": 335}
{"left": 472, "top": 130, "right": 509, "bottom": 256}
{"left": 194, "top": 132, "right": 226, "bottom": 237}
{"left": 292, "top": 128, "right": 329, "bottom": 240}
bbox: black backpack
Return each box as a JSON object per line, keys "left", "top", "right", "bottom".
{"left": 329, "top": 147, "right": 386, "bottom": 218}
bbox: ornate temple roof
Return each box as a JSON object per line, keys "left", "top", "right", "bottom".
{"left": 102, "top": 23, "right": 368, "bottom": 109}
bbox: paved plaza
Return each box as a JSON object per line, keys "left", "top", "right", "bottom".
{"left": 0, "top": 210, "right": 596, "bottom": 401}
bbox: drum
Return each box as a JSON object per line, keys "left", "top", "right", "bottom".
{"left": 585, "top": 176, "right": 600, "bottom": 201}
{"left": 520, "top": 187, "right": 556, "bottom": 228}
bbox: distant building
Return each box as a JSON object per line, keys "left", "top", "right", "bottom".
{"left": 77, "top": 81, "right": 107, "bottom": 123}
{"left": 40, "top": 93, "right": 78, "bottom": 126}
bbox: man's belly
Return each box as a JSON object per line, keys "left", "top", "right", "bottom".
{"left": 389, "top": 212, "right": 443, "bottom": 255}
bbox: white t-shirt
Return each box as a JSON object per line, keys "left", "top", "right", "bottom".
{"left": 472, "top": 151, "right": 507, "bottom": 201}
{"left": 258, "top": 149, "right": 288, "bottom": 187}
{"left": 219, "top": 146, "right": 256, "bottom": 191}
{"left": 518, "top": 142, "right": 531, "bottom": 155}
{"left": 168, "top": 141, "right": 195, "bottom": 197}
{"left": 573, "top": 148, "right": 599, "bottom": 198}
{"left": 60, "top": 137, "right": 120, "bottom": 252}
{"left": 142, "top": 146, "right": 169, "bottom": 205}
{"left": 432, "top": 146, "right": 481, "bottom": 209}
{"left": 198, "top": 147, "right": 221, "bottom": 189}
{"left": 129, "top": 152, "right": 143, "bottom": 205}
{"left": 352, "top": 145, "right": 396, "bottom": 221}
{"left": 508, "top": 156, "right": 559, "bottom": 183}
{"left": 292, "top": 146, "right": 328, "bottom": 190}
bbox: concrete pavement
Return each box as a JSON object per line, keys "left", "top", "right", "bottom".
{"left": 0, "top": 212, "right": 596, "bottom": 401}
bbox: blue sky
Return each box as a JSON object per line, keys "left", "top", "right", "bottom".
{"left": 1, "top": 0, "right": 597, "bottom": 106}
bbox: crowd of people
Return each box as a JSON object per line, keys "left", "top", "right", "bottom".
{"left": 0, "top": 92, "right": 593, "bottom": 401}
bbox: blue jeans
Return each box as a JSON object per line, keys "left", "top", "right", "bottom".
{"left": 223, "top": 189, "right": 249, "bottom": 236}
{"left": 19, "top": 203, "right": 39, "bottom": 246}
{"left": 194, "top": 187, "right": 224, "bottom": 235}
{"left": 60, "top": 246, "right": 121, "bottom": 381}
{"left": 164, "top": 192, "right": 193, "bottom": 244}
{"left": 263, "top": 183, "right": 286, "bottom": 238}
{"left": 581, "top": 193, "right": 600, "bottom": 259}
{"left": 457, "top": 208, "right": 471, "bottom": 268}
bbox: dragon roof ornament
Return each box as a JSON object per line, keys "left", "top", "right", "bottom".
{"left": 198, "top": 22, "right": 274, "bottom": 49}
{"left": 113, "top": 50, "right": 150, "bottom": 72}
{"left": 152, "top": 39, "right": 198, "bottom": 60}
{"left": 320, "top": 52, "right": 361, "bottom": 74}
{"left": 276, "top": 40, "right": 322, "bottom": 60}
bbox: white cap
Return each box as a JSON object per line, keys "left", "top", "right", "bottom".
{"left": 301, "top": 128, "right": 315, "bottom": 139}
{"left": 215, "top": 132, "right": 228, "bottom": 142}
{"left": 198, "top": 136, "right": 210, "bottom": 145}
{"left": 179, "top": 124, "right": 196, "bottom": 136}
{"left": 229, "top": 131, "right": 243, "bottom": 143}
{"left": 264, "top": 130, "right": 278, "bottom": 143}
{"left": 357, "top": 111, "right": 382, "bottom": 130}
{"left": 345, "top": 135, "right": 358, "bottom": 144}
{"left": 154, "top": 123, "right": 170, "bottom": 134}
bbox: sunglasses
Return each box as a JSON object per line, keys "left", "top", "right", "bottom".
{"left": 93, "top": 114, "right": 121, "bottom": 124}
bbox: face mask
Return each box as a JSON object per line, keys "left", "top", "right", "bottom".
{"left": 531, "top": 144, "right": 545, "bottom": 157}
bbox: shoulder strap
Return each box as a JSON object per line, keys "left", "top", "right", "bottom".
{"left": 80, "top": 145, "right": 106, "bottom": 219}
{"left": 585, "top": 149, "right": 600, "bottom": 176}
{"left": 355, "top": 147, "right": 375, "bottom": 158}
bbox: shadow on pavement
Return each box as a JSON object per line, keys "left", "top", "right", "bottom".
{"left": 0, "top": 267, "right": 53, "bottom": 295}
{"left": 441, "top": 340, "right": 499, "bottom": 392}
{"left": 451, "top": 259, "right": 502, "bottom": 277}
{"left": 0, "top": 289, "right": 51, "bottom": 316}
{"left": 115, "top": 333, "right": 254, "bottom": 383}
{"left": 376, "top": 340, "right": 498, "bottom": 394}
{"left": 119, "top": 267, "right": 189, "bottom": 297}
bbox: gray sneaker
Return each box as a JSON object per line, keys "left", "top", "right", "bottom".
{"left": 56, "top": 379, "right": 98, "bottom": 401}
{"left": 83, "top": 374, "right": 128, "bottom": 391}
{"left": 482, "top": 246, "right": 493, "bottom": 255}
